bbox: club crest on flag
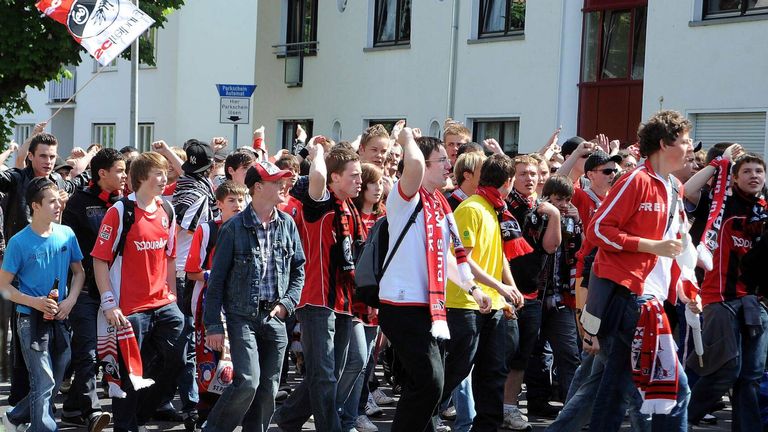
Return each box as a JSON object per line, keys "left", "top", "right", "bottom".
{"left": 67, "top": 0, "right": 120, "bottom": 39}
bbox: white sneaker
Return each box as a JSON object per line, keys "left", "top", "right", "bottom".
{"left": 3, "top": 412, "right": 17, "bottom": 431}
{"left": 440, "top": 405, "right": 457, "bottom": 420}
{"left": 365, "top": 395, "right": 384, "bottom": 417}
{"left": 435, "top": 418, "right": 452, "bottom": 432}
{"left": 354, "top": 415, "right": 379, "bottom": 432}
{"left": 371, "top": 388, "right": 395, "bottom": 406}
{"left": 501, "top": 405, "right": 532, "bottom": 431}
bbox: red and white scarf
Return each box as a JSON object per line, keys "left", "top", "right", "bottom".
{"left": 697, "top": 157, "right": 731, "bottom": 271}
{"left": 474, "top": 186, "right": 533, "bottom": 260}
{"left": 631, "top": 298, "right": 679, "bottom": 414}
{"left": 420, "top": 187, "right": 472, "bottom": 340}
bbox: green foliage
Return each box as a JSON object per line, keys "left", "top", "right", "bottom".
{"left": 0, "top": 0, "right": 184, "bottom": 145}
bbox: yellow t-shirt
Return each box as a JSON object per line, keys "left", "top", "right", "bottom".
{"left": 446, "top": 195, "right": 506, "bottom": 310}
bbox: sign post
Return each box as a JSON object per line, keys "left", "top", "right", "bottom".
{"left": 216, "top": 84, "right": 257, "bottom": 150}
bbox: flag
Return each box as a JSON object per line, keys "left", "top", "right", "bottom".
{"left": 36, "top": 0, "right": 155, "bottom": 66}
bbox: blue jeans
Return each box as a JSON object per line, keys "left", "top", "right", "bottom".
{"left": 688, "top": 300, "right": 768, "bottom": 431}
{"left": 342, "top": 323, "right": 378, "bottom": 428}
{"left": 160, "top": 276, "right": 198, "bottom": 413}
{"left": 451, "top": 376, "right": 475, "bottom": 432}
{"left": 62, "top": 292, "right": 103, "bottom": 419}
{"left": 589, "top": 293, "right": 689, "bottom": 432}
{"left": 203, "top": 311, "right": 288, "bottom": 432}
{"left": 7, "top": 316, "right": 71, "bottom": 432}
{"left": 273, "top": 306, "right": 353, "bottom": 432}
{"left": 113, "top": 302, "right": 185, "bottom": 432}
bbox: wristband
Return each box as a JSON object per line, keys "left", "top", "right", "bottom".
{"left": 100, "top": 291, "right": 118, "bottom": 310}
{"left": 204, "top": 270, "right": 210, "bottom": 282}
{"left": 467, "top": 285, "right": 479, "bottom": 295}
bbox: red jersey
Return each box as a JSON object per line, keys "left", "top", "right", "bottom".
{"left": 572, "top": 187, "right": 603, "bottom": 229}
{"left": 279, "top": 196, "right": 304, "bottom": 232}
{"left": 91, "top": 198, "right": 177, "bottom": 315}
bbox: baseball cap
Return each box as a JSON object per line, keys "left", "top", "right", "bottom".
{"left": 693, "top": 141, "right": 703, "bottom": 152}
{"left": 54, "top": 157, "right": 73, "bottom": 172}
{"left": 181, "top": 139, "right": 214, "bottom": 174}
{"left": 584, "top": 150, "right": 623, "bottom": 173}
{"left": 213, "top": 147, "right": 228, "bottom": 162}
{"left": 561, "top": 136, "right": 586, "bottom": 157}
{"left": 244, "top": 161, "right": 292, "bottom": 188}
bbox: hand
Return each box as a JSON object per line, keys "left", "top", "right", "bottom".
{"left": 574, "top": 140, "right": 596, "bottom": 157}
{"left": 687, "top": 295, "right": 703, "bottom": 314}
{"left": 55, "top": 296, "right": 76, "bottom": 320}
{"left": 34, "top": 296, "right": 58, "bottom": 316}
{"left": 566, "top": 204, "right": 580, "bottom": 221}
{"left": 270, "top": 303, "right": 288, "bottom": 321}
{"left": 58, "top": 189, "right": 69, "bottom": 208}
{"left": 70, "top": 147, "right": 86, "bottom": 159}
{"left": 103, "top": 307, "right": 129, "bottom": 328}
{"left": 87, "top": 144, "right": 102, "bottom": 154}
{"left": 483, "top": 138, "right": 503, "bottom": 155}
{"left": 498, "top": 284, "right": 523, "bottom": 306}
{"left": 253, "top": 125, "right": 265, "bottom": 139}
{"left": 397, "top": 127, "right": 414, "bottom": 147}
{"left": 583, "top": 333, "right": 601, "bottom": 355}
{"left": 592, "top": 134, "right": 610, "bottom": 153}
{"left": 544, "top": 127, "right": 561, "bottom": 150}
{"left": 296, "top": 125, "right": 307, "bottom": 142}
{"left": 723, "top": 143, "right": 743, "bottom": 162}
{"left": 211, "top": 137, "right": 228, "bottom": 151}
{"left": 206, "top": 333, "right": 225, "bottom": 351}
{"left": 609, "top": 139, "right": 621, "bottom": 155}
{"left": 502, "top": 302, "right": 518, "bottom": 320}
{"left": 273, "top": 149, "right": 290, "bottom": 160}
{"left": 471, "top": 289, "right": 492, "bottom": 313}
{"left": 537, "top": 201, "right": 560, "bottom": 217}
{"left": 391, "top": 119, "right": 406, "bottom": 139}
{"left": 367, "top": 308, "right": 378, "bottom": 322}
{"left": 307, "top": 139, "right": 323, "bottom": 162}
{"left": 652, "top": 239, "right": 683, "bottom": 258}
{"left": 152, "top": 140, "right": 170, "bottom": 154}
{"left": 8, "top": 142, "right": 19, "bottom": 153}
{"left": 412, "top": 128, "right": 422, "bottom": 139}
{"left": 33, "top": 122, "right": 47, "bottom": 136}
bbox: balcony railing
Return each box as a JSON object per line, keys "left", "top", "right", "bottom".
{"left": 48, "top": 68, "right": 77, "bottom": 103}
{"left": 272, "top": 41, "right": 319, "bottom": 87}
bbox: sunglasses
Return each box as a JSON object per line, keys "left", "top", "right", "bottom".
{"left": 594, "top": 168, "right": 619, "bottom": 175}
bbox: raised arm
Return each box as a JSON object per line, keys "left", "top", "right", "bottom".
{"left": 152, "top": 140, "right": 184, "bottom": 178}
{"left": 684, "top": 143, "right": 742, "bottom": 206}
{"left": 396, "top": 127, "right": 424, "bottom": 198}
{"left": 307, "top": 137, "right": 328, "bottom": 201}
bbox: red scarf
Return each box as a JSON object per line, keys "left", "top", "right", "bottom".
{"left": 631, "top": 298, "right": 679, "bottom": 414}
{"left": 88, "top": 181, "right": 121, "bottom": 207}
{"left": 697, "top": 157, "right": 731, "bottom": 271}
{"left": 475, "top": 186, "right": 533, "bottom": 260}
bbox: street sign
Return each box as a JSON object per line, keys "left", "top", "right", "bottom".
{"left": 215, "top": 84, "right": 256, "bottom": 98}
{"left": 219, "top": 97, "right": 250, "bottom": 124}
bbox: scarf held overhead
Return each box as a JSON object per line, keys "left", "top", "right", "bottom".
{"left": 474, "top": 186, "right": 534, "bottom": 260}
{"left": 697, "top": 158, "right": 731, "bottom": 271}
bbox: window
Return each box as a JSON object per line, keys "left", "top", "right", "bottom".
{"left": 478, "top": 0, "right": 526, "bottom": 38}
{"left": 332, "top": 121, "right": 343, "bottom": 142}
{"left": 373, "top": 0, "right": 411, "bottom": 47}
{"left": 281, "top": 119, "right": 314, "bottom": 151}
{"left": 92, "top": 124, "right": 116, "bottom": 149}
{"left": 581, "top": 6, "right": 646, "bottom": 82}
{"left": 472, "top": 119, "right": 520, "bottom": 155}
{"left": 138, "top": 123, "right": 155, "bottom": 152}
{"left": 703, "top": 0, "right": 768, "bottom": 19}
{"left": 93, "top": 57, "right": 118, "bottom": 72}
{"left": 366, "top": 119, "right": 401, "bottom": 135}
{"left": 286, "top": 0, "right": 318, "bottom": 55}
{"left": 140, "top": 27, "right": 158, "bottom": 68}
{"left": 692, "top": 112, "right": 766, "bottom": 156}
{"left": 14, "top": 124, "right": 33, "bottom": 144}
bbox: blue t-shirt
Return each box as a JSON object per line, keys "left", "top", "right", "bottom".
{"left": 2, "top": 224, "right": 84, "bottom": 314}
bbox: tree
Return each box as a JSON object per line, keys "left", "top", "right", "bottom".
{"left": 0, "top": 0, "right": 184, "bottom": 144}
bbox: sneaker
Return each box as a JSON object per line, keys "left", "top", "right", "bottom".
{"left": 371, "top": 388, "right": 395, "bottom": 406}
{"left": 62, "top": 414, "right": 86, "bottom": 426}
{"left": 3, "top": 412, "right": 17, "bottom": 431}
{"left": 440, "top": 405, "right": 457, "bottom": 420}
{"left": 435, "top": 418, "right": 451, "bottom": 432}
{"left": 60, "top": 377, "right": 72, "bottom": 394}
{"left": 501, "top": 405, "right": 532, "bottom": 431}
{"left": 275, "top": 389, "right": 289, "bottom": 402}
{"left": 365, "top": 395, "right": 384, "bottom": 417}
{"left": 87, "top": 412, "right": 112, "bottom": 432}
{"left": 182, "top": 411, "right": 199, "bottom": 431}
{"left": 354, "top": 415, "right": 378, "bottom": 432}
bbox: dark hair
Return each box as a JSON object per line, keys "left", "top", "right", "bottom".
{"left": 705, "top": 142, "right": 734, "bottom": 164}
{"left": 25, "top": 177, "right": 58, "bottom": 215}
{"left": 215, "top": 180, "right": 248, "bottom": 202}
{"left": 224, "top": 150, "right": 255, "bottom": 180}
{"left": 275, "top": 154, "right": 300, "bottom": 173}
{"left": 325, "top": 147, "right": 360, "bottom": 183}
{"left": 90, "top": 148, "right": 125, "bottom": 184}
{"left": 456, "top": 142, "right": 484, "bottom": 159}
{"left": 478, "top": 154, "right": 515, "bottom": 188}
{"left": 415, "top": 137, "right": 443, "bottom": 165}
{"left": 332, "top": 141, "right": 355, "bottom": 152}
{"left": 119, "top": 145, "right": 139, "bottom": 155}
{"left": 29, "top": 133, "right": 58, "bottom": 155}
{"left": 733, "top": 153, "right": 766, "bottom": 175}
{"left": 637, "top": 110, "right": 692, "bottom": 157}
{"left": 541, "top": 174, "right": 574, "bottom": 198}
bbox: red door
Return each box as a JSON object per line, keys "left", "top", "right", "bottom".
{"left": 578, "top": 0, "right": 647, "bottom": 146}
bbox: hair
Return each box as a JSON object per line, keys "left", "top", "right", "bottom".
{"left": 361, "top": 124, "right": 390, "bottom": 148}
{"left": 528, "top": 153, "right": 547, "bottom": 164}
{"left": 733, "top": 153, "right": 766, "bottom": 175}
{"left": 332, "top": 141, "right": 354, "bottom": 152}
{"left": 225, "top": 150, "right": 255, "bottom": 180}
{"left": 215, "top": 179, "right": 248, "bottom": 202}
{"left": 705, "top": 142, "right": 734, "bottom": 164}
{"left": 617, "top": 149, "right": 634, "bottom": 160}
{"left": 454, "top": 152, "right": 487, "bottom": 187}
{"left": 479, "top": 154, "right": 515, "bottom": 188}
{"left": 90, "top": 148, "right": 125, "bottom": 184}
{"left": 87, "top": 143, "right": 102, "bottom": 153}
{"left": 512, "top": 154, "right": 538, "bottom": 170}
{"left": 541, "top": 174, "right": 574, "bottom": 198}
{"left": 171, "top": 146, "right": 187, "bottom": 162}
{"left": 456, "top": 142, "right": 484, "bottom": 158}
{"left": 275, "top": 154, "right": 300, "bottom": 173}
{"left": 637, "top": 110, "right": 693, "bottom": 157}
{"left": 25, "top": 177, "right": 59, "bottom": 215}
{"left": 694, "top": 149, "right": 707, "bottom": 169}
{"left": 325, "top": 147, "right": 360, "bottom": 183}
{"left": 119, "top": 145, "right": 138, "bottom": 155}
{"left": 416, "top": 137, "right": 444, "bottom": 165}
{"left": 443, "top": 119, "right": 471, "bottom": 140}
{"left": 29, "top": 133, "right": 58, "bottom": 155}
{"left": 130, "top": 152, "right": 169, "bottom": 192}
{"left": 352, "top": 163, "right": 385, "bottom": 215}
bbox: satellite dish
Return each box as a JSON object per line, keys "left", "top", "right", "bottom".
{"left": 337, "top": 0, "right": 347, "bottom": 12}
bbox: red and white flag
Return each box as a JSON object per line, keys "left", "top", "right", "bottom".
{"left": 36, "top": 0, "right": 155, "bottom": 66}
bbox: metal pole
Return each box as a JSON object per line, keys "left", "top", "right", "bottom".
{"left": 233, "top": 124, "right": 239, "bottom": 149}
{"left": 129, "top": 0, "right": 140, "bottom": 148}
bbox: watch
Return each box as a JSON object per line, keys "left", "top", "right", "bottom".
{"left": 467, "top": 285, "right": 479, "bottom": 295}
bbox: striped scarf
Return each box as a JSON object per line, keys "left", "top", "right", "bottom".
{"left": 697, "top": 157, "right": 731, "bottom": 271}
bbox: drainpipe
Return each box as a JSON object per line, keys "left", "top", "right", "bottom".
{"left": 446, "top": 0, "right": 460, "bottom": 120}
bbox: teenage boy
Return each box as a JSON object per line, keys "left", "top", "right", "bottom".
{"left": 92, "top": 152, "right": 184, "bottom": 432}
{"left": 203, "top": 163, "right": 305, "bottom": 432}
{"left": 568, "top": 150, "right": 622, "bottom": 225}
{"left": 61, "top": 148, "right": 126, "bottom": 431}
{"left": 443, "top": 120, "right": 471, "bottom": 167}
{"left": 446, "top": 152, "right": 486, "bottom": 210}
{"left": 1, "top": 178, "right": 86, "bottom": 432}
{"left": 581, "top": 110, "right": 697, "bottom": 431}
{"left": 684, "top": 145, "right": 768, "bottom": 430}
{"left": 359, "top": 124, "right": 391, "bottom": 169}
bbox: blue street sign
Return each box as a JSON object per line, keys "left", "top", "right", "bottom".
{"left": 215, "top": 84, "right": 257, "bottom": 98}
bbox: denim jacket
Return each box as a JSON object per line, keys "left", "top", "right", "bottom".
{"left": 203, "top": 207, "right": 305, "bottom": 335}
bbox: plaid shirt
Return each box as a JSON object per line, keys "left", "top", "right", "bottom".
{"left": 250, "top": 205, "right": 279, "bottom": 303}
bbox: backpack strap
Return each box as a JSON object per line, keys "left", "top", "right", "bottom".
{"left": 113, "top": 197, "right": 135, "bottom": 259}
{"left": 381, "top": 201, "right": 423, "bottom": 276}
{"left": 204, "top": 220, "right": 219, "bottom": 269}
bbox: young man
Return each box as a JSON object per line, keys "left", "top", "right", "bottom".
{"left": 225, "top": 149, "right": 256, "bottom": 186}
{"left": 570, "top": 150, "right": 622, "bottom": 225}
{"left": 377, "top": 129, "right": 490, "bottom": 431}
{"left": 443, "top": 120, "right": 471, "bottom": 167}
{"left": 202, "top": 163, "right": 305, "bottom": 432}
{"left": 684, "top": 145, "right": 768, "bottom": 430}
{"left": 92, "top": 152, "right": 184, "bottom": 432}
{"left": 61, "top": 148, "right": 126, "bottom": 431}
{"left": 274, "top": 143, "right": 367, "bottom": 432}
{"left": 359, "top": 124, "right": 391, "bottom": 169}
{"left": 1, "top": 178, "right": 86, "bottom": 432}
{"left": 442, "top": 154, "right": 524, "bottom": 431}
{"left": 503, "top": 155, "right": 562, "bottom": 430}
{"left": 581, "top": 110, "right": 697, "bottom": 431}
{"left": 446, "top": 152, "right": 486, "bottom": 210}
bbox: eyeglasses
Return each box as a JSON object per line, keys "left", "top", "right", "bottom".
{"left": 426, "top": 157, "right": 449, "bottom": 164}
{"left": 549, "top": 167, "right": 560, "bottom": 174}
{"left": 594, "top": 168, "right": 619, "bottom": 175}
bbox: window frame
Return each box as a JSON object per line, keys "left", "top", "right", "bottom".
{"left": 579, "top": 5, "right": 646, "bottom": 84}
{"left": 702, "top": 0, "right": 768, "bottom": 20}
{"left": 138, "top": 123, "right": 155, "bottom": 153}
{"left": 281, "top": 119, "right": 314, "bottom": 151}
{"left": 14, "top": 124, "right": 34, "bottom": 145}
{"left": 477, "top": 0, "right": 526, "bottom": 39}
{"left": 92, "top": 123, "right": 117, "bottom": 149}
{"left": 139, "top": 27, "right": 159, "bottom": 69}
{"left": 373, "top": 0, "right": 411, "bottom": 47}
{"left": 471, "top": 118, "right": 520, "bottom": 155}
{"left": 285, "top": 0, "right": 319, "bottom": 56}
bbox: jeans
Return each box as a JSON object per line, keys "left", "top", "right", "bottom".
{"left": 203, "top": 311, "right": 288, "bottom": 432}
{"left": 273, "top": 306, "right": 353, "bottom": 432}
{"left": 441, "top": 309, "right": 508, "bottom": 431}
{"left": 589, "top": 293, "right": 689, "bottom": 432}
{"left": 451, "top": 376, "right": 475, "bottom": 432}
{"left": 342, "top": 323, "right": 378, "bottom": 428}
{"left": 63, "top": 292, "right": 103, "bottom": 419}
{"left": 7, "top": 316, "right": 71, "bottom": 432}
{"left": 379, "top": 304, "right": 445, "bottom": 432}
{"left": 526, "top": 305, "right": 580, "bottom": 402}
{"left": 506, "top": 299, "right": 543, "bottom": 371}
{"left": 688, "top": 300, "right": 768, "bottom": 431}
{"left": 113, "top": 302, "right": 184, "bottom": 432}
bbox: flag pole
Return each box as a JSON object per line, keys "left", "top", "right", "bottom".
{"left": 46, "top": 65, "right": 109, "bottom": 123}
{"left": 129, "top": 0, "right": 140, "bottom": 149}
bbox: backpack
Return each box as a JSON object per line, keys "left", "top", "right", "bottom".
{"left": 113, "top": 197, "right": 175, "bottom": 258}
{"left": 180, "top": 220, "right": 219, "bottom": 316}
{"left": 354, "top": 201, "right": 422, "bottom": 307}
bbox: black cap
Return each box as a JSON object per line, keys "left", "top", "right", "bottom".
{"left": 54, "top": 157, "right": 73, "bottom": 172}
{"left": 181, "top": 139, "right": 214, "bottom": 174}
{"left": 561, "top": 136, "right": 586, "bottom": 157}
{"left": 584, "top": 150, "right": 623, "bottom": 173}
{"left": 693, "top": 141, "right": 703, "bottom": 152}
